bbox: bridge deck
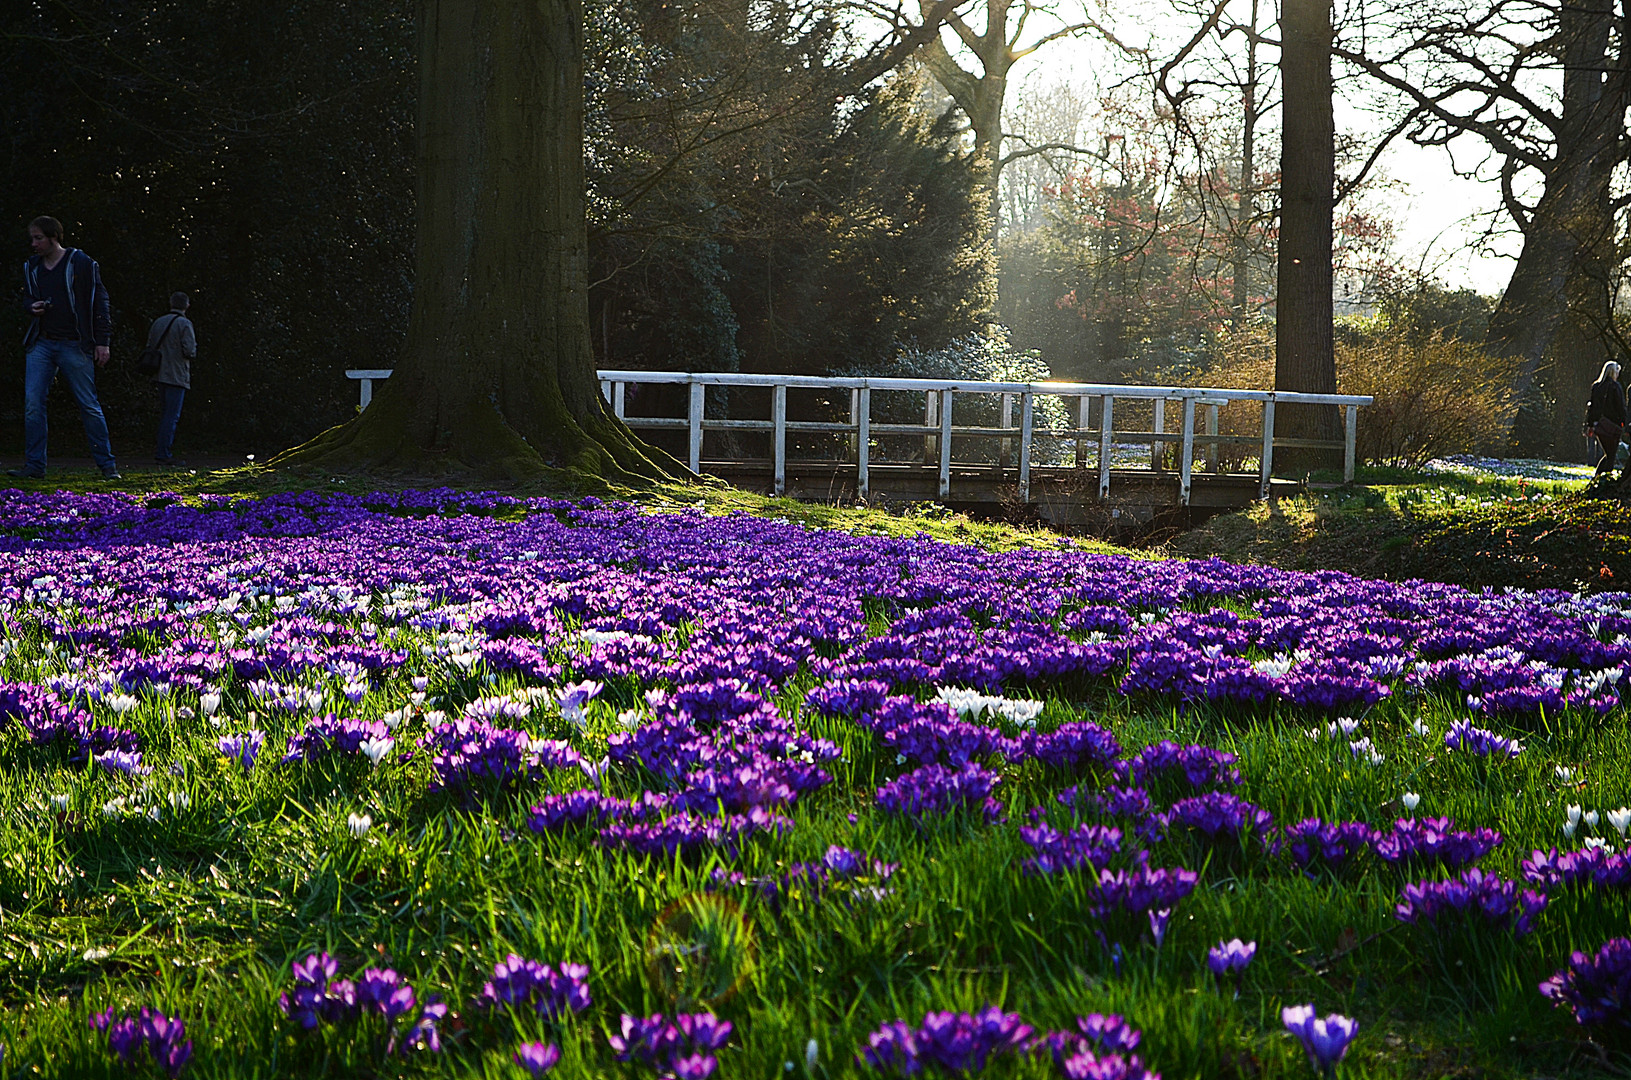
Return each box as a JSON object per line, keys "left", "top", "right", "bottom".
{"left": 703, "top": 460, "right": 1298, "bottom": 516}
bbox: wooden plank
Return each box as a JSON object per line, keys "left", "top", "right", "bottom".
{"left": 613, "top": 382, "right": 626, "bottom": 419}
{"left": 938, "top": 388, "right": 954, "bottom": 498}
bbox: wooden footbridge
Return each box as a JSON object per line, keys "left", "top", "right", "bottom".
{"left": 347, "top": 368, "right": 1372, "bottom": 525}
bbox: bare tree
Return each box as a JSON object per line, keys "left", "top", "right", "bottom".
{"left": 1332, "top": 0, "right": 1631, "bottom": 453}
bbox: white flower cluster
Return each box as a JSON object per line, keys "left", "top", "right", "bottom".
{"left": 933, "top": 686, "right": 1045, "bottom": 727}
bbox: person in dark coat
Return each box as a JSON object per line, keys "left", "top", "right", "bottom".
{"left": 146, "top": 292, "right": 196, "bottom": 466}
{"left": 1584, "top": 359, "right": 1626, "bottom": 482}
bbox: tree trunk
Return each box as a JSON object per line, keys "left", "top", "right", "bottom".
{"left": 276, "top": 0, "right": 682, "bottom": 482}
{"left": 1273, "top": 0, "right": 1339, "bottom": 472}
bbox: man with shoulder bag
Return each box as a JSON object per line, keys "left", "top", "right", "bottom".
{"left": 145, "top": 292, "right": 196, "bottom": 467}
{"left": 13, "top": 216, "right": 120, "bottom": 480}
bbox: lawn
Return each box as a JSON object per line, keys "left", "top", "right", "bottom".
{"left": 0, "top": 482, "right": 1626, "bottom": 1078}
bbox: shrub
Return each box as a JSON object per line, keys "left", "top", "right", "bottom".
{"left": 1197, "top": 324, "right": 1520, "bottom": 470}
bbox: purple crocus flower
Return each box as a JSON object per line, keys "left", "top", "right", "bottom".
{"left": 515, "top": 1042, "right": 561, "bottom": 1076}
{"left": 1148, "top": 908, "right": 1172, "bottom": 948}
{"left": 216, "top": 729, "right": 265, "bottom": 772}
{"left": 1539, "top": 936, "right": 1631, "bottom": 1029}
{"left": 1282, "top": 1004, "right": 1358, "bottom": 1075}
{"left": 1207, "top": 938, "right": 1258, "bottom": 977}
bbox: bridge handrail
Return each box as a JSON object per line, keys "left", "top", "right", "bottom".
{"left": 593, "top": 369, "right": 1372, "bottom": 408}
{"left": 345, "top": 368, "right": 1372, "bottom": 504}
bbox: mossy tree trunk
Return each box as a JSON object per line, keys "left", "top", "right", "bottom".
{"left": 277, "top": 0, "right": 682, "bottom": 482}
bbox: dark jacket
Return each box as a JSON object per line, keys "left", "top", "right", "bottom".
{"left": 146, "top": 311, "right": 196, "bottom": 389}
{"left": 21, "top": 249, "right": 112, "bottom": 353}
{"left": 1586, "top": 377, "right": 1627, "bottom": 426}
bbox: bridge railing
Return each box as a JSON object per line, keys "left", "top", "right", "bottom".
{"left": 594, "top": 370, "right": 1373, "bottom": 505}
{"left": 346, "top": 368, "right": 1372, "bottom": 505}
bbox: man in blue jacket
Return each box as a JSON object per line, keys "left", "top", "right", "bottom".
{"left": 14, "top": 216, "right": 120, "bottom": 480}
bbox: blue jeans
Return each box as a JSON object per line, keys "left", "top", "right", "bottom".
{"left": 155, "top": 383, "right": 186, "bottom": 462}
{"left": 23, "top": 339, "right": 116, "bottom": 473}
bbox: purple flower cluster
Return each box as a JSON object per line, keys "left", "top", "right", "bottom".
{"left": 1520, "top": 846, "right": 1631, "bottom": 891}
{"left": 1114, "top": 741, "right": 1241, "bottom": 792}
{"left": 217, "top": 729, "right": 264, "bottom": 772}
{"left": 420, "top": 719, "right": 580, "bottom": 794}
{"left": 1373, "top": 817, "right": 1502, "bottom": 869}
{"left": 1395, "top": 869, "right": 1547, "bottom": 936}
{"left": 1442, "top": 719, "right": 1523, "bottom": 759}
{"left": 90, "top": 1006, "right": 192, "bottom": 1077}
{"left": 597, "top": 806, "right": 793, "bottom": 859}
{"left": 1278, "top": 819, "right": 1379, "bottom": 869}
{"left": 277, "top": 952, "right": 447, "bottom": 1053}
{"left": 875, "top": 762, "right": 1003, "bottom": 823}
{"left": 472, "top": 955, "right": 591, "bottom": 1018}
{"left": 1086, "top": 859, "right": 1200, "bottom": 918}
{"left": 739, "top": 844, "right": 900, "bottom": 906}
{"left": 861, "top": 1008, "right": 1035, "bottom": 1074}
{"left": 1281, "top": 1004, "right": 1358, "bottom": 1074}
{"left": 1036, "top": 1013, "right": 1159, "bottom": 1080}
{"left": 281, "top": 715, "right": 392, "bottom": 764}
{"left": 1149, "top": 792, "right": 1274, "bottom": 844}
{"left": 608, "top": 1012, "right": 733, "bottom": 1078}
{"left": 1539, "top": 937, "right": 1631, "bottom": 1029}
{"left": 1020, "top": 823, "right": 1124, "bottom": 874}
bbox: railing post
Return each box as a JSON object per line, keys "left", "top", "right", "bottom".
{"left": 857, "top": 387, "right": 871, "bottom": 500}
{"left": 1000, "top": 392, "right": 1014, "bottom": 470}
{"left": 772, "top": 383, "right": 787, "bottom": 497}
{"left": 938, "top": 388, "right": 954, "bottom": 499}
{"left": 1206, "top": 404, "right": 1221, "bottom": 473}
{"left": 848, "top": 388, "right": 859, "bottom": 458}
{"left": 1259, "top": 396, "right": 1276, "bottom": 500}
{"left": 687, "top": 381, "right": 704, "bottom": 474}
{"left": 1152, "top": 398, "right": 1165, "bottom": 471}
{"left": 613, "top": 382, "right": 626, "bottom": 420}
{"left": 1179, "top": 397, "right": 1196, "bottom": 506}
{"left": 1076, "top": 395, "right": 1091, "bottom": 469}
{"left": 1019, "top": 392, "right": 1035, "bottom": 501}
{"left": 1098, "top": 394, "right": 1114, "bottom": 498}
{"left": 1344, "top": 404, "right": 1359, "bottom": 482}
{"left": 599, "top": 379, "right": 611, "bottom": 404}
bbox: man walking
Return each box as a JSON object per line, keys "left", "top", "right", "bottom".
{"left": 14, "top": 216, "right": 119, "bottom": 480}
{"left": 148, "top": 292, "right": 195, "bottom": 466}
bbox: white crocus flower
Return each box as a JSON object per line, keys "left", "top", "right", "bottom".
{"left": 49, "top": 793, "right": 70, "bottom": 813}
{"left": 359, "top": 738, "right": 395, "bottom": 767}
{"left": 1401, "top": 792, "right": 1421, "bottom": 811}
{"left": 1584, "top": 810, "right": 1600, "bottom": 830}
{"left": 167, "top": 792, "right": 190, "bottom": 811}
{"left": 1583, "top": 836, "right": 1609, "bottom": 851}
{"left": 1410, "top": 718, "right": 1431, "bottom": 737}
{"left": 1555, "top": 766, "right": 1576, "bottom": 783}
{"left": 347, "top": 813, "right": 372, "bottom": 838}
{"left": 107, "top": 693, "right": 140, "bottom": 714}
{"left": 1608, "top": 807, "right": 1631, "bottom": 838}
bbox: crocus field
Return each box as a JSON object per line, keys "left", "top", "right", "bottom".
{"left": 1, "top": 488, "right": 1629, "bottom": 1078}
